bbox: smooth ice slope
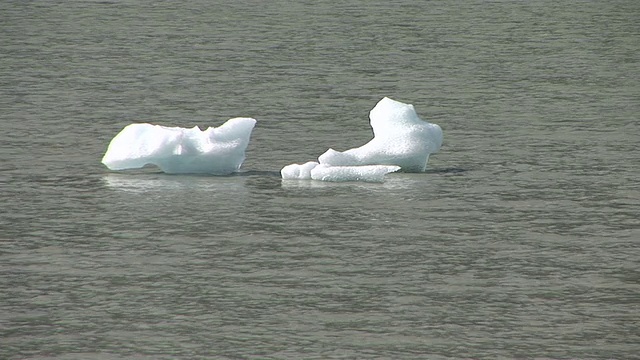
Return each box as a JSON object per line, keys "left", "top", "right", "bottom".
{"left": 318, "top": 97, "right": 443, "bottom": 172}
{"left": 102, "top": 118, "right": 256, "bottom": 175}
{"left": 281, "top": 162, "right": 400, "bottom": 182}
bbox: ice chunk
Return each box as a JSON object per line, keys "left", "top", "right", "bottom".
{"left": 101, "top": 117, "right": 256, "bottom": 175}
{"left": 281, "top": 162, "right": 400, "bottom": 182}
{"left": 280, "top": 161, "right": 319, "bottom": 180}
{"left": 318, "top": 97, "right": 443, "bottom": 172}
{"left": 280, "top": 97, "right": 443, "bottom": 182}
{"left": 310, "top": 164, "right": 400, "bottom": 182}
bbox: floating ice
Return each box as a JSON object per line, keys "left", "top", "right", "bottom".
{"left": 281, "top": 162, "right": 401, "bottom": 183}
{"left": 101, "top": 118, "right": 256, "bottom": 175}
{"left": 280, "top": 97, "right": 443, "bottom": 182}
{"left": 318, "top": 97, "right": 443, "bottom": 172}
{"left": 310, "top": 164, "right": 401, "bottom": 182}
{"left": 280, "top": 161, "right": 320, "bottom": 180}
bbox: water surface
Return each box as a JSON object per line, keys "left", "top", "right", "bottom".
{"left": 1, "top": 0, "right": 638, "bottom": 358}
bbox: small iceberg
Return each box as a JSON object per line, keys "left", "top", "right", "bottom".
{"left": 101, "top": 118, "right": 256, "bottom": 175}
{"left": 318, "top": 97, "right": 443, "bottom": 172}
{"left": 281, "top": 97, "right": 443, "bottom": 182}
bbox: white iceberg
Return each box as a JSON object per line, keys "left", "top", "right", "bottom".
{"left": 280, "top": 97, "right": 443, "bottom": 182}
{"left": 101, "top": 117, "right": 256, "bottom": 175}
{"left": 281, "top": 162, "right": 400, "bottom": 183}
{"left": 318, "top": 97, "right": 443, "bottom": 172}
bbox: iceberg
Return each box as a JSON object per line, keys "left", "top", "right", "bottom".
{"left": 101, "top": 118, "right": 256, "bottom": 175}
{"left": 318, "top": 97, "right": 443, "bottom": 172}
{"left": 281, "top": 162, "right": 400, "bottom": 183}
{"left": 280, "top": 97, "right": 443, "bottom": 182}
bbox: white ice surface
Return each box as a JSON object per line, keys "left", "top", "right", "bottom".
{"left": 281, "top": 162, "right": 400, "bottom": 182}
{"left": 280, "top": 161, "right": 319, "bottom": 180}
{"left": 101, "top": 118, "right": 256, "bottom": 175}
{"left": 318, "top": 97, "right": 443, "bottom": 172}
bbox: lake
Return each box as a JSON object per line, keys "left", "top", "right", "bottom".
{"left": 1, "top": 0, "right": 638, "bottom": 358}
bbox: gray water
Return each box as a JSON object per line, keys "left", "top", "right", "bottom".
{"left": 1, "top": 1, "right": 639, "bottom": 359}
